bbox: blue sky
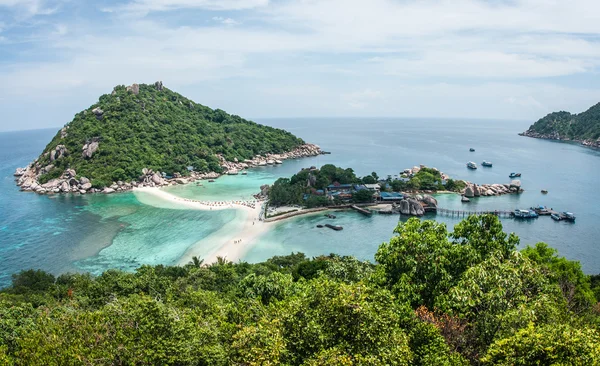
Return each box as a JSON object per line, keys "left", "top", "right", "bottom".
{"left": 1, "top": 0, "right": 600, "bottom": 131}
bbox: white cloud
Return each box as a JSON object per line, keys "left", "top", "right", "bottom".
{"left": 212, "top": 16, "right": 240, "bottom": 26}
{"left": 111, "top": 0, "right": 269, "bottom": 15}
{"left": 1, "top": 0, "right": 600, "bottom": 130}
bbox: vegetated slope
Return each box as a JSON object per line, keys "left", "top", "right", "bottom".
{"left": 35, "top": 82, "right": 304, "bottom": 187}
{"left": 1, "top": 215, "right": 599, "bottom": 364}
{"left": 521, "top": 102, "right": 600, "bottom": 147}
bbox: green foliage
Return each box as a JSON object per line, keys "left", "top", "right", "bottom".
{"left": 522, "top": 242, "right": 597, "bottom": 313}
{"left": 352, "top": 189, "right": 375, "bottom": 203}
{"left": 268, "top": 164, "right": 360, "bottom": 207}
{"left": 525, "top": 102, "right": 600, "bottom": 141}
{"left": 482, "top": 322, "right": 600, "bottom": 365}
{"left": 1, "top": 216, "right": 599, "bottom": 364}
{"left": 35, "top": 84, "right": 304, "bottom": 185}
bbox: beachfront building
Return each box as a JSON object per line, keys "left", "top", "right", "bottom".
{"left": 378, "top": 192, "right": 404, "bottom": 202}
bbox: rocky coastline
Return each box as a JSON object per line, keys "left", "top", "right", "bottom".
{"left": 461, "top": 180, "right": 523, "bottom": 198}
{"left": 519, "top": 130, "right": 600, "bottom": 149}
{"left": 14, "top": 143, "right": 324, "bottom": 195}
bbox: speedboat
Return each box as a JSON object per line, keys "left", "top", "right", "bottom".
{"left": 551, "top": 213, "right": 562, "bottom": 221}
{"left": 509, "top": 172, "right": 521, "bottom": 178}
{"left": 513, "top": 209, "right": 538, "bottom": 218}
{"left": 470, "top": 148, "right": 475, "bottom": 152}
{"left": 541, "top": 189, "right": 548, "bottom": 194}
{"left": 482, "top": 161, "right": 493, "bottom": 167}
{"left": 467, "top": 162, "right": 478, "bottom": 169}
{"left": 562, "top": 212, "right": 576, "bottom": 222}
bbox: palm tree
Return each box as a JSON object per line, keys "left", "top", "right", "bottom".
{"left": 188, "top": 256, "right": 204, "bottom": 268}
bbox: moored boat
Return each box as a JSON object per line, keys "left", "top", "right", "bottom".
{"left": 541, "top": 189, "right": 548, "bottom": 194}
{"left": 467, "top": 161, "right": 477, "bottom": 169}
{"left": 509, "top": 172, "right": 521, "bottom": 178}
{"left": 482, "top": 161, "right": 493, "bottom": 167}
{"left": 562, "top": 212, "right": 576, "bottom": 222}
{"left": 551, "top": 213, "right": 562, "bottom": 221}
{"left": 470, "top": 148, "right": 475, "bottom": 152}
{"left": 461, "top": 196, "right": 470, "bottom": 203}
{"left": 241, "top": 171, "right": 248, "bottom": 175}
{"left": 513, "top": 209, "right": 538, "bottom": 218}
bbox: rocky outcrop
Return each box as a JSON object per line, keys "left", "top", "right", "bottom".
{"left": 126, "top": 83, "right": 140, "bottom": 95}
{"left": 219, "top": 143, "right": 323, "bottom": 174}
{"left": 92, "top": 107, "right": 104, "bottom": 118}
{"left": 50, "top": 145, "right": 68, "bottom": 162}
{"left": 154, "top": 81, "right": 163, "bottom": 91}
{"left": 60, "top": 126, "right": 69, "bottom": 138}
{"left": 461, "top": 181, "right": 523, "bottom": 197}
{"left": 82, "top": 139, "right": 100, "bottom": 159}
{"left": 393, "top": 194, "right": 436, "bottom": 216}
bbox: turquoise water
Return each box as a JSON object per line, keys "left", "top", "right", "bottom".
{"left": 1, "top": 118, "right": 599, "bottom": 287}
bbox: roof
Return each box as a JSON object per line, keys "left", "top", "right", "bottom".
{"left": 364, "top": 184, "right": 380, "bottom": 189}
{"left": 380, "top": 192, "right": 403, "bottom": 200}
{"left": 327, "top": 184, "right": 353, "bottom": 189}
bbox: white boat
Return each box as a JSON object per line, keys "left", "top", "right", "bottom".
{"left": 467, "top": 162, "right": 477, "bottom": 169}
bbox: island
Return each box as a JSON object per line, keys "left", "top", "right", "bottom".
{"left": 261, "top": 164, "right": 523, "bottom": 219}
{"left": 13, "top": 82, "right": 323, "bottom": 194}
{"left": 520, "top": 102, "right": 600, "bottom": 148}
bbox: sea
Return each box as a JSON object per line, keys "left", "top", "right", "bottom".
{"left": 1, "top": 118, "right": 599, "bottom": 287}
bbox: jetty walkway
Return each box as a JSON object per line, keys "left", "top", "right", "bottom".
{"left": 433, "top": 207, "right": 514, "bottom": 218}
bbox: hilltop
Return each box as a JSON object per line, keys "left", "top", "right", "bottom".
{"left": 520, "top": 102, "right": 600, "bottom": 148}
{"left": 14, "top": 82, "right": 321, "bottom": 194}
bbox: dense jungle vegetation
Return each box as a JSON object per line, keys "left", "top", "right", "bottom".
{"left": 35, "top": 83, "right": 304, "bottom": 188}
{"left": 268, "top": 164, "right": 466, "bottom": 207}
{"left": 1, "top": 215, "right": 599, "bottom": 365}
{"left": 524, "top": 102, "right": 600, "bottom": 141}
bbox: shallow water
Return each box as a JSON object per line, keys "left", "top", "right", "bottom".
{"left": 1, "top": 118, "right": 599, "bottom": 287}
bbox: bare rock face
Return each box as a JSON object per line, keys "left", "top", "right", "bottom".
{"left": 473, "top": 184, "right": 481, "bottom": 197}
{"left": 63, "top": 169, "right": 76, "bottom": 179}
{"left": 60, "top": 181, "right": 71, "bottom": 193}
{"left": 420, "top": 195, "right": 438, "bottom": 209}
{"left": 60, "top": 126, "right": 69, "bottom": 138}
{"left": 81, "top": 182, "right": 92, "bottom": 190}
{"left": 82, "top": 140, "right": 99, "bottom": 159}
{"left": 50, "top": 145, "right": 68, "bottom": 162}
{"left": 399, "top": 199, "right": 410, "bottom": 215}
{"left": 92, "top": 107, "right": 104, "bottom": 120}
{"left": 126, "top": 83, "right": 140, "bottom": 95}
{"left": 464, "top": 185, "right": 475, "bottom": 198}
{"left": 151, "top": 173, "right": 163, "bottom": 185}
{"left": 154, "top": 81, "right": 163, "bottom": 91}
{"left": 14, "top": 167, "right": 26, "bottom": 177}
{"left": 79, "top": 177, "right": 90, "bottom": 185}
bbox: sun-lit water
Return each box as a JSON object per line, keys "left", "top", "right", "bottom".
{"left": 1, "top": 118, "right": 599, "bottom": 287}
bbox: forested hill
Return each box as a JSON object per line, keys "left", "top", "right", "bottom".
{"left": 520, "top": 102, "right": 600, "bottom": 148}
{"left": 28, "top": 82, "right": 304, "bottom": 188}
{"left": 1, "top": 216, "right": 600, "bottom": 364}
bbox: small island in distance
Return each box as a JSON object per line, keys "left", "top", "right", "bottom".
{"left": 520, "top": 102, "right": 600, "bottom": 148}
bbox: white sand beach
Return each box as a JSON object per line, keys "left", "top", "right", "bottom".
{"left": 133, "top": 186, "right": 273, "bottom": 264}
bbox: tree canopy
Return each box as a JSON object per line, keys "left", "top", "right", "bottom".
{"left": 35, "top": 83, "right": 304, "bottom": 187}
{"left": 1, "top": 215, "right": 599, "bottom": 365}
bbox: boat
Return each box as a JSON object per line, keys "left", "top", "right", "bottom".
{"left": 321, "top": 151, "right": 332, "bottom": 154}
{"left": 482, "top": 161, "right": 493, "bottom": 167}
{"left": 241, "top": 171, "right": 248, "bottom": 175}
{"left": 208, "top": 179, "right": 215, "bottom": 182}
{"left": 470, "top": 148, "right": 475, "bottom": 152}
{"left": 551, "top": 213, "right": 562, "bottom": 221}
{"left": 324, "top": 213, "right": 336, "bottom": 219}
{"left": 562, "top": 212, "right": 576, "bottom": 222}
{"left": 513, "top": 209, "right": 538, "bottom": 218}
{"left": 531, "top": 206, "right": 550, "bottom": 215}
{"left": 461, "top": 196, "right": 470, "bottom": 203}
{"left": 324, "top": 224, "right": 343, "bottom": 231}
{"left": 467, "top": 162, "right": 478, "bottom": 169}
{"left": 316, "top": 224, "right": 324, "bottom": 228}
{"left": 509, "top": 172, "right": 521, "bottom": 178}
{"left": 541, "top": 189, "right": 548, "bottom": 194}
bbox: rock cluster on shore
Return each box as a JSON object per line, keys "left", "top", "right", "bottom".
{"left": 462, "top": 180, "right": 523, "bottom": 198}
{"left": 519, "top": 130, "right": 600, "bottom": 149}
{"left": 386, "top": 194, "right": 438, "bottom": 216}
{"left": 219, "top": 144, "right": 323, "bottom": 174}
{"left": 14, "top": 143, "right": 323, "bottom": 195}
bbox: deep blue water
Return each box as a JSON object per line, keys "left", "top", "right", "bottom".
{"left": 1, "top": 119, "right": 599, "bottom": 287}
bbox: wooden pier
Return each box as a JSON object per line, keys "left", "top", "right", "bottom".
{"left": 351, "top": 205, "right": 373, "bottom": 216}
{"left": 427, "top": 207, "right": 514, "bottom": 218}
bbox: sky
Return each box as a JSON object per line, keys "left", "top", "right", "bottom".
{"left": 1, "top": 0, "right": 600, "bottom": 131}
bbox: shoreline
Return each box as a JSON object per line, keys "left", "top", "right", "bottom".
{"left": 133, "top": 186, "right": 273, "bottom": 265}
